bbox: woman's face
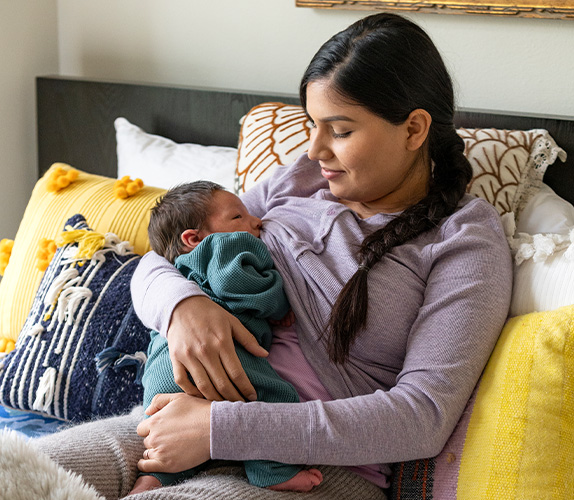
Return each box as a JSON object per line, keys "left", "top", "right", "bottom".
{"left": 305, "top": 80, "right": 430, "bottom": 217}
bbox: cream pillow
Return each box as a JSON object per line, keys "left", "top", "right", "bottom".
{"left": 459, "top": 128, "right": 567, "bottom": 216}
{"left": 235, "top": 103, "right": 311, "bottom": 193}
{"left": 115, "top": 118, "right": 238, "bottom": 193}
{"left": 508, "top": 229, "right": 574, "bottom": 317}
{"left": 515, "top": 183, "right": 574, "bottom": 235}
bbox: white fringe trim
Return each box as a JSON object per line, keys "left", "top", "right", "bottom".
{"left": 54, "top": 286, "right": 93, "bottom": 325}
{"left": 503, "top": 212, "right": 574, "bottom": 265}
{"left": 26, "top": 324, "right": 45, "bottom": 337}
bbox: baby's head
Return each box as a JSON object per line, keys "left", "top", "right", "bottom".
{"left": 148, "top": 180, "right": 262, "bottom": 263}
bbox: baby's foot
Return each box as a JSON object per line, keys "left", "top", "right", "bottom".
{"left": 127, "top": 475, "right": 162, "bottom": 496}
{"left": 268, "top": 468, "right": 323, "bottom": 492}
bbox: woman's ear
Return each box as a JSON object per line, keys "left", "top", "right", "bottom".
{"left": 181, "top": 229, "right": 203, "bottom": 252}
{"left": 405, "top": 109, "right": 432, "bottom": 151}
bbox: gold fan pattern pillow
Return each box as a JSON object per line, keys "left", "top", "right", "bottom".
{"left": 235, "top": 103, "right": 312, "bottom": 193}
{"left": 235, "top": 103, "right": 566, "bottom": 217}
{"left": 459, "top": 128, "right": 566, "bottom": 217}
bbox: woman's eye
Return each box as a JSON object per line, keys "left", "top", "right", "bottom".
{"left": 333, "top": 131, "right": 351, "bottom": 139}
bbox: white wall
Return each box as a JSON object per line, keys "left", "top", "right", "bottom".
{"left": 0, "top": 1, "right": 58, "bottom": 239}
{"left": 57, "top": 0, "right": 574, "bottom": 117}
{"left": 2, "top": 0, "right": 573, "bottom": 238}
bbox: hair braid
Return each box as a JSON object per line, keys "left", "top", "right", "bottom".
{"left": 326, "top": 126, "right": 471, "bottom": 363}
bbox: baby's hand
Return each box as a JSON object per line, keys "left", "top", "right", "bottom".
{"left": 270, "top": 310, "right": 295, "bottom": 327}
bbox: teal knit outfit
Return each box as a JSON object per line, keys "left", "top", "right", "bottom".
{"left": 141, "top": 231, "right": 302, "bottom": 488}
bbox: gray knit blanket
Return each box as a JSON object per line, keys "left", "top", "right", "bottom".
{"left": 0, "top": 421, "right": 387, "bottom": 500}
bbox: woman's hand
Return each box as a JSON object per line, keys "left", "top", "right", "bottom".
{"left": 168, "top": 296, "right": 268, "bottom": 401}
{"left": 137, "top": 393, "right": 211, "bottom": 474}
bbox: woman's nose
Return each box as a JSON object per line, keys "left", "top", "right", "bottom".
{"left": 307, "top": 129, "right": 332, "bottom": 161}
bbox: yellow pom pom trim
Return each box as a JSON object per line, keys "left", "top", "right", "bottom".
{"left": 0, "top": 238, "right": 14, "bottom": 276}
{"left": 36, "top": 238, "right": 58, "bottom": 272}
{"left": 0, "top": 337, "right": 16, "bottom": 353}
{"left": 56, "top": 228, "right": 106, "bottom": 260}
{"left": 114, "top": 176, "right": 144, "bottom": 199}
{"left": 46, "top": 164, "right": 79, "bottom": 193}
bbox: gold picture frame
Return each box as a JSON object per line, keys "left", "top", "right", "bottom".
{"left": 296, "top": 0, "right": 574, "bottom": 19}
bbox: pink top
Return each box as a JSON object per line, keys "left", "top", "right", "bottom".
{"left": 268, "top": 323, "right": 390, "bottom": 488}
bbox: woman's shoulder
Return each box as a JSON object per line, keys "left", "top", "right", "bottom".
{"left": 448, "top": 194, "right": 507, "bottom": 230}
{"left": 434, "top": 194, "right": 511, "bottom": 258}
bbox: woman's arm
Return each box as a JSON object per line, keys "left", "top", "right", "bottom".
{"left": 134, "top": 200, "right": 513, "bottom": 470}
{"left": 131, "top": 251, "right": 267, "bottom": 401}
{"left": 208, "top": 202, "right": 512, "bottom": 465}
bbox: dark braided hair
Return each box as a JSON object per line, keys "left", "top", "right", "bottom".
{"left": 300, "top": 13, "right": 472, "bottom": 364}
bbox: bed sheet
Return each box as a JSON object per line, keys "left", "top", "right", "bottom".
{"left": 0, "top": 403, "right": 65, "bottom": 439}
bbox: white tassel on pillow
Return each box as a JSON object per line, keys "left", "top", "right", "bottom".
{"left": 55, "top": 286, "right": 93, "bottom": 325}
{"left": 26, "top": 324, "right": 44, "bottom": 337}
{"left": 32, "top": 367, "right": 57, "bottom": 413}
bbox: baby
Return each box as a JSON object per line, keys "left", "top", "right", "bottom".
{"left": 129, "top": 181, "right": 322, "bottom": 495}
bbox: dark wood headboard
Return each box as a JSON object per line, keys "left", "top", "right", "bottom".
{"left": 36, "top": 75, "right": 574, "bottom": 205}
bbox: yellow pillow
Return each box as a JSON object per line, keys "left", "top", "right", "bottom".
{"left": 0, "top": 164, "right": 166, "bottom": 352}
{"left": 457, "top": 305, "right": 574, "bottom": 498}
{"left": 391, "top": 305, "right": 574, "bottom": 499}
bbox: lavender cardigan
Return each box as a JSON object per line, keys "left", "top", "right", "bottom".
{"left": 131, "top": 154, "right": 512, "bottom": 475}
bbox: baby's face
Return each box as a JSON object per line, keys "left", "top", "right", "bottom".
{"left": 201, "top": 190, "right": 262, "bottom": 238}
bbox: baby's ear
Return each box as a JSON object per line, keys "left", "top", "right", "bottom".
{"left": 181, "top": 229, "right": 203, "bottom": 251}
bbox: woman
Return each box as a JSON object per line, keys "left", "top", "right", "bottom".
{"left": 35, "top": 13, "right": 512, "bottom": 499}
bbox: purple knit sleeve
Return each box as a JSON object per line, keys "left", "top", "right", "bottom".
{"left": 130, "top": 251, "right": 207, "bottom": 337}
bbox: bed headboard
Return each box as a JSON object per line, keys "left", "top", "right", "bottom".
{"left": 36, "top": 75, "right": 574, "bottom": 205}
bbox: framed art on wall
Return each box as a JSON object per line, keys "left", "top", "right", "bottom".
{"left": 296, "top": 0, "right": 574, "bottom": 19}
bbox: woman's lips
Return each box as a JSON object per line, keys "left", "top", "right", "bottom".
{"left": 321, "top": 168, "right": 344, "bottom": 180}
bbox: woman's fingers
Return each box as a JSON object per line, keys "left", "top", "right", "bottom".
{"left": 232, "top": 321, "right": 269, "bottom": 358}
{"left": 171, "top": 360, "right": 203, "bottom": 397}
{"left": 218, "top": 343, "right": 258, "bottom": 402}
{"left": 167, "top": 296, "right": 262, "bottom": 401}
{"left": 138, "top": 457, "right": 163, "bottom": 474}
{"left": 142, "top": 393, "right": 183, "bottom": 419}
{"left": 137, "top": 394, "right": 212, "bottom": 473}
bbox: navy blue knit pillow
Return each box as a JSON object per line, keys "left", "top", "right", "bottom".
{"left": 0, "top": 214, "right": 149, "bottom": 422}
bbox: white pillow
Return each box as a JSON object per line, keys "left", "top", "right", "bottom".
{"left": 115, "top": 117, "right": 238, "bottom": 193}
{"left": 509, "top": 230, "right": 574, "bottom": 317}
{"left": 515, "top": 183, "right": 574, "bottom": 235}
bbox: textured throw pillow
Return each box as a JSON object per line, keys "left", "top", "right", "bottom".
{"left": 0, "top": 214, "right": 149, "bottom": 422}
{"left": 235, "top": 103, "right": 567, "bottom": 217}
{"left": 235, "top": 103, "right": 312, "bottom": 193}
{"left": 507, "top": 229, "right": 574, "bottom": 317}
{"left": 115, "top": 117, "right": 238, "bottom": 192}
{"left": 459, "top": 128, "right": 567, "bottom": 217}
{"left": 390, "top": 304, "right": 574, "bottom": 500}
{"left": 0, "top": 164, "right": 165, "bottom": 353}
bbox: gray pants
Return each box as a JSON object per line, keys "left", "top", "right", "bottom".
{"left": 31, "top": 406, "right": 387, "bottom": 500}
